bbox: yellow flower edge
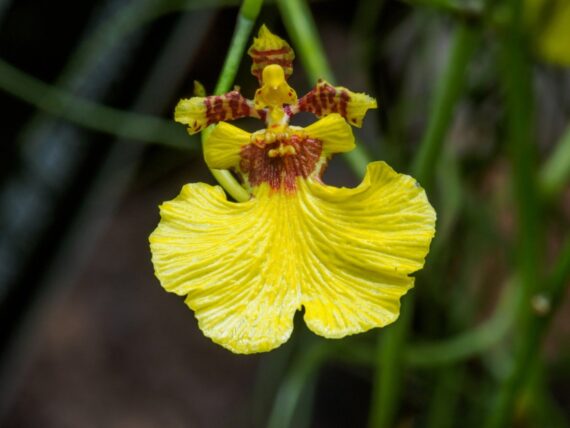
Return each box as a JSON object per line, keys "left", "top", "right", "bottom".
{"left": 149, "top": 161, "right": 436, "bottom": 354}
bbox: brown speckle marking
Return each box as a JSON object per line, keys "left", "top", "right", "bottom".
{"left": 239, "top": 134, "right": 323, "bottom": 192}
{"left": 298, "top": 81, "right": 353, "bottom": 121}
{"left": 201, "top": 91, "right": 252, "bottom": 128}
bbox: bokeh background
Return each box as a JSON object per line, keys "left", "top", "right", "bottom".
{"left": 1, "top": 0, "right": 570, "bottom": 427}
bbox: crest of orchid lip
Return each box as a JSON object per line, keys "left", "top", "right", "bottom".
{"left": 149, "top": 25, "right": 436, "bottom": 354}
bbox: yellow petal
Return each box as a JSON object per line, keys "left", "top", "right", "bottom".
{"left": 297, "top": 80, "right": 377, "bottom": 127}
{"left": 193, "top": 80, "right": 206, "bottom": 97}
{"left": 248, "top": 24, "right": 295, "bottom": 81}
{"left": 174, "top": 97, "right": 209, "bottom": 134}
{"left": 343, "top": 88, "right": 378, "bottom": 127}
{"left": 303, "top": 113, "right": 355, "bottom": 155}
{"left": 203, "top": 122, "right": 251, "bottom": 169}
{"left": 149, "top": 162, "right": 436, "bottom": 353}
{"left": 254, "top": 64, "right": 298, "bottom": 109}
{"left": 174, "top": 92, "right": 258, "bottom": 135}
{"left": 300, "top": 161, "right": 436, "bottom": 337}
{"left": 149, "top": 183, "right": 301, "bottom": 354}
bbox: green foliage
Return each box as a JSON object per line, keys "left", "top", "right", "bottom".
{"left": 2, "top": 0, "right": 570, "bottom": 426}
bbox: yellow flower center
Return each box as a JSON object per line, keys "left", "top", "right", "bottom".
{"left": 254, "top": 64, "right": 297, "bottom": 123}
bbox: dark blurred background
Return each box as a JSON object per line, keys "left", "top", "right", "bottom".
{"left": 0, "top": 0, "right": 569, "bottom": 427}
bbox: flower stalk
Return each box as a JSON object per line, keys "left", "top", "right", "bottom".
{"left": 484, "top": 0, "right": 543, "bottom": 425}
{"left": 205, "top": 0, "right": 264, "bottom": 202}
{"left": 369, "top": 22, "right": 478, "bottom": 428}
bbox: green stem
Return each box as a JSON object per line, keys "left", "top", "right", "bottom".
{"left": 400, "top": 0, "right": 484, "bottom": 20}
{"left": 267, "top": 343, "right": 328, "bottom": 428}
{"left": 275, "top": 0, "right": 333, "bottom": 82}
{"left": 326, "top": 280, "right": 516, "bottom": 370}
{"left": 548, "top": 235, "right": 570, "bottom": 306}
{"left": 276, "top": 0, "right": 372, "bottom": 177}
{"left": 0, "top": 0, "right": 266, "bottom": 199}
{"left": 0, "top": 58, "right": 193, "bottom": 149}
{"left": 486, "top": 234, "right": 570, "bottom": 426}
{"left": 0, "top": 0, "right": 247, "bottom": 150}
{"left": 540, "top": 125, "right": 570, "bottom": 199}
{"left": 204, "top": 0, "right": 264, "bottom": 202}
{"left": 369, "top": 23, "right": 478, "bottom": 428}
{"left": 484, "top": 0, "right": 541, "bottom": 425}
{"left": 412, "top": 23, "right": 479, "bottom": 187}
{"left": 405, "top": 279, "right": 518, "bottom": 367}
{"left": 334, "top": 237, "right": 568, "bottom": 372}
{"left": 426, "top": 367, "right": 465, "bottom": 428}
{"left": 368, "top": 304, "right": 413, "bottom": 428}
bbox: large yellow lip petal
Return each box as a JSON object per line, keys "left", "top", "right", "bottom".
{"left": 150, "top": 183, "right": 301, "bottom": 353}
{"left": 301, "top": 161, "right": 436, "bottom": 337}
{"left": 149, "top": 162, "right": 436, "bottom": 353}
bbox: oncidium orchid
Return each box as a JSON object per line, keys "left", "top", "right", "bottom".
{"left": 149, "top": 25, "right": 436, "bottom": 354}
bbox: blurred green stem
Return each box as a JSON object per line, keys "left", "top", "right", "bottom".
{"left": 485, "top": 234, "right": 570, "bottom": 427}
{"left": 369, "top": 23, "right": 478, "bottom": 428}
{"left": 369, "top": 307, "right": 412, "bottom": 428}
{"left": 485, "top": 0, "right": 542, "bottom": 425}
{"left": 205, "top": 0, "right": 263, "bottom": 202}
{"left": 0, "top": 58, "right": 193, "bottom": 149}
{"left": 267, "top": 343, "right": 328, "bottom": 428}
{"left": 0, "top": 0, "right": 259, "bottom": 151}
{"left": 426, "top": 368, "right": 465, "bottom": 428}
{"left": 0, "top": 0, "right": 261, "bottom": 200}
{"left": 400, "top": 0, "right": 484, "bottom": 19}
{"left": 411, "top": 23, "right": 479, "bottom": 188}
{"left": 405, "top": 278, "right": 518, "bottom": 367}
{"left": 540, "top": 124, "right": 570, "bottom": 199}
{"left": 275, "top": 0, "right": 333, "bottom": 81}
{"left": 327, "top": 280, "right": 517, "bottom": 369}
{"left": 277, "top": 0, "right": 373, "bottom": 177}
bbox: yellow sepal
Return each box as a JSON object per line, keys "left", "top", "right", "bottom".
{"left": 297, "top": 80, "right": 378, "bottom": 127}
{"left": 341, "top": 87, "right": 378, "bottom": 127}
{"left": 174, "top": 97, "right": 209, "bottom": 135}
{"left": 248, "top": 25, "right": 295, "bottom": 81}
{"left": 249, "top": 24, "right": 291, "bottom": 53}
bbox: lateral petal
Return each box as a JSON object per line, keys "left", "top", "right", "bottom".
{"left": 296, "top": 80, "right": 377, "bottom": 127}
{"left": 203, "top": 122, "right": 251, "bottom": 169}
{"left": 174, "top": 91, "right": 258, "bottom": 135}
{"left": 303, "top": 113, "right": 355, "bottom": 155}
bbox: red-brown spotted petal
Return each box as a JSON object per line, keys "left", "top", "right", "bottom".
{"left": 248, "top": 25, "right": 295, "bottom": 83}
{"left": 296, "top": 80, "right": 377, "bottom": 127}
{"left": 175, "top": 91, "right": 261, "bottom": 135}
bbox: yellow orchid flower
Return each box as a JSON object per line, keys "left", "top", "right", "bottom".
{"left": 149, "top": 25, "right": 436, "bottom": 354}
